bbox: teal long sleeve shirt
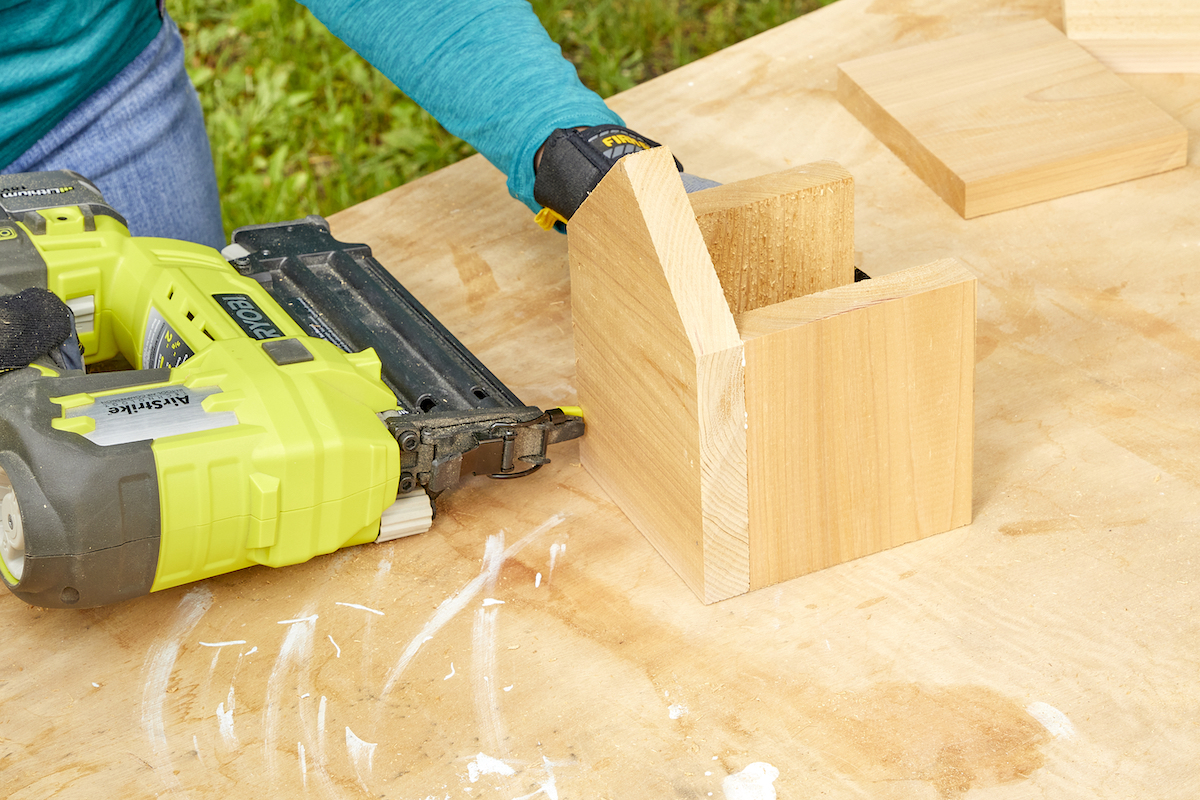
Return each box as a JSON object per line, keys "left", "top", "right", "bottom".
{"left": 0, "top": 0, "right": 161, "bottom": 169}
{"left": 1, "top": 0, "right": 622, "bottom": 212}
{"left": 299, "top": 0, "right": 624, "bottom": 210}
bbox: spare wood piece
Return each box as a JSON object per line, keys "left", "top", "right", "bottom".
{"left": 837, "top": 19, "right": 1189, "bottom": 218}
{"left": 568, "top": 147, "right": 976, "bottom": 603}
{"left": 1065, "top": 0, "right": 1200, "bottom": 73}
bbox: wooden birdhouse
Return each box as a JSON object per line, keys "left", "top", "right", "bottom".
{"left": 568, "top": 147, "right": 975, "bottom": 603}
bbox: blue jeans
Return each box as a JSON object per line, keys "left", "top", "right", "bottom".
{"left": 2, "top": 13, "right": 225, "bottom": 249}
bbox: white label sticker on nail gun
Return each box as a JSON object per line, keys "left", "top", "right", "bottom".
{"left": 143, "top": 308, "right": 196, "bottom": 368}
{"left": 65, "top": 385, "right": 238, "bottom": 446}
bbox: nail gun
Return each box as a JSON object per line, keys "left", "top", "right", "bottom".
{"left": 0, "top": 170, "right": 582, "bottom": 609}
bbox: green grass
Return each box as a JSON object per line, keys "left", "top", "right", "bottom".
{"left": 174, "top": 0, "right": 837, "bottom": 238}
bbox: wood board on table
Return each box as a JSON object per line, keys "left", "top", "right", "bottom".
{"left": 1064, "top": 0, "right": 1200, "bottom": 73}
{"left": 837, "top": 19, "right": 1188, "bottom": 218}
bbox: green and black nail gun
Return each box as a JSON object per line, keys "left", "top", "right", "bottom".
{"left": 0, "top": 170, "right": 582, "bottom": 609}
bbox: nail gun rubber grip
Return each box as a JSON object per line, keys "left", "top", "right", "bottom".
{"left": 0, "top": 367, "right": 167, "bottom": 608}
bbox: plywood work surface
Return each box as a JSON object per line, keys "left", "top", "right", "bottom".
{"left": 4, "top": 1, "right": 1200, "bottom": 798}
{"left": 837, "top": 19, "right": 1188, "bottom": 217}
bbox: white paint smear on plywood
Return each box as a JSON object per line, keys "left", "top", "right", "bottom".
{"left": 723, "top": 762, "right": 779, "bottom": 800}
{"left": 1027, "top": 701, "right": 1078, "bottom": 740}
{"left": 468, "top": 752, "right": 516, "bottom": 782}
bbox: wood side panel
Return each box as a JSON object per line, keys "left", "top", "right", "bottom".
{"left": 739, "top": 260, "right": 975, "bottom": 589}
{"left": 688, "top": 162, "right": 856, "bottom": 315}
{"left": 1066, "top": 40, "right": 1200, "bottom": 73}
{"left": 1064, "top": 0, "right": 1200, "bottom": 37}
{"left": 697, "top": 347, "right": 750, "bottom": 603}
{"left": 837, "top": 20, "right": 1188, "bottom": 217}
{"left": 965, "top": 130, "right": 1189, "bottom": 218}
{"left": 568, "top": 147, "right": 749, "bottom": 602}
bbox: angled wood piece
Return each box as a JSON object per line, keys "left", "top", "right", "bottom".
{"left": 570, "top": 148, "right": 976, "bottom": 603}
{"left": 688, "top": 161, "right": 855, "bottom": 315}
{"left": 837, "top": 19, "right": 1189, "bottom": 218}
{"left": 567, "top": 146, "right": 749, "bottom": 603}
{"left": 737, "top": 259, "right": 975, "bottom": 588}
{"left": 1065, "top": 0, "right": 1200, "bottom": 73}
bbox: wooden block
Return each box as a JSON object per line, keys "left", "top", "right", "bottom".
{"left": 569, "top": 147, "right": 975, "bottom": 603}
{"left": 837, "top": 19, "right": 1189, "bottom": 218}
{"left": 1065, "top": 0, "right": 1200, "bottom": 73}
{"left": 737, "top": 259, "right": 975, "bottom": 588}
{"left": 688, "top": 161, "right": 855, "bottom": 316}
{"left": 568, "top": 145, "right": 750, "bottom": 603}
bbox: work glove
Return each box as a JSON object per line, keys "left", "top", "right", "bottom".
{"left": 0, "top": 288, "right": 83, "bottom": 373}
{"left": 532, "top": 124, "right": 719, "bottom": 232}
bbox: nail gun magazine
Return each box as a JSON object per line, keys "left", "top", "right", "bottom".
{"left": 0, "top": 170, "right": 582, "bottom": 609}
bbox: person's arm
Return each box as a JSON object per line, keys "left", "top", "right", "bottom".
{"left": 296, "top": 0, "right": 624, "bottom": 213}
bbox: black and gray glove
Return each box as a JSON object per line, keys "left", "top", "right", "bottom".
{"left": 532, "top": 124, "right": 718, "bottom": 231}
{"left": 0, "top": 288, "right": 82, "bottom": 373}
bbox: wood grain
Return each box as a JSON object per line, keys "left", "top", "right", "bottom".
{"left": 568, "top": 146, "right": 749, "bottom": 602}
{"left": 689, "top": 161, "right": 855, "bottom": 315}
{"left": 1065, "top": 0, "right": 1200, "bottom": 73}
{"left": 837, "top": 19, "right": 1189, "bottom": 217}
{"left": 738, "top": 259, "right": 976, "bottom": 588}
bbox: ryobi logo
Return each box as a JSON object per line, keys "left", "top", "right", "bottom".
{"left": 213, "top": 293, "right": 284, "bottom": 340}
